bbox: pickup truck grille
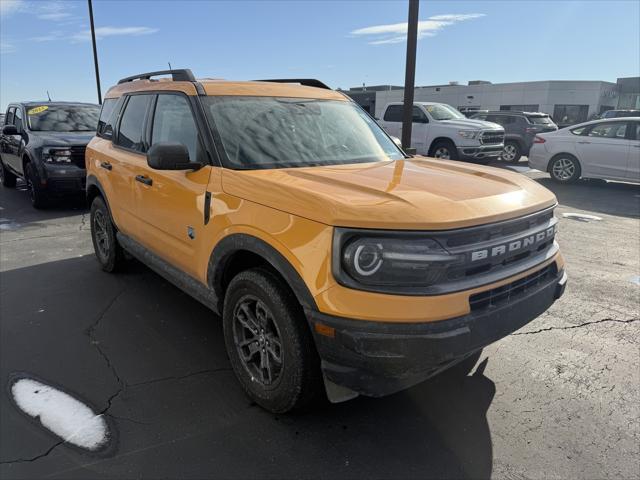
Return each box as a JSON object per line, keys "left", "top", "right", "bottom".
{"left": 70, "top": 146, "right": 86, "bottom": 169}
{"left": 479, "top": 131, "right": 505, "bottom": 145}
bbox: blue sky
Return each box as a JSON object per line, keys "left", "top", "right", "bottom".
{"left": 1, "top": 0, "right": 638, "bottom": 110}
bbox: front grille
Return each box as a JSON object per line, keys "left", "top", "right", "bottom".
{"left": 480, "top": 131, "right": 505, "bottom": 145}
{"left": 70, "top": 146, "right": 87, "bottom": 169}
{"left": 469, "top": 263, "right": 557, "bottom": 311}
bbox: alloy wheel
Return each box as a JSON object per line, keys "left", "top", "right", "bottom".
{"left": 93, "top": 210, "right": 110, "bottom": 259}
{"left": 434, "top": 147, "right": 451, "bottom": 159}
{"left": 232, "top": 295, "right": 283, "bottom": 387}
{"left": 502, "top": 144, "right": 517, "bottom": 162}
{"left": 552, "top": 158, "right": 575, "bottom": 181}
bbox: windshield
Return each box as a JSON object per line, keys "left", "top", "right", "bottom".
{"left": 528, "top": 115, "right": 554, "bottom": 125}
{"left": 204, "top": 97, "right": 404, "bottom": 169}
{"left": 424, "top": 104, "right": 465, "bottom": 121}
{"left": 27, "top": 105, "right": 100, "bottom": 132}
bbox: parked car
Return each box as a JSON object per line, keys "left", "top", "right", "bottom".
{"left": 471, "top": 111, "right": 558, "bottom": 163}
{"left": 0, "top": 102, "right": 101, "bottom": 207}
{"left": 529, "top": 118, "right": 640, "bottom": 183}
{"left": 378, "top": 102, "right": 505, "bottom": 163}
{"left": 87, "top": 69, "right": 566, "bottom": 413}
{"left": 600, "top": 109, "right": 640, "bottom": 119}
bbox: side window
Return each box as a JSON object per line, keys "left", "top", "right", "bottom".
{"left": 571, "top": 126, "right": 587, "bottom": 136}
{"left": 383, "top": 105, "right": 403, "bottom": 122}
{"left": 13, "top": 107, "right": 23, "bottom": 131}
{"left": 634, "top": 122, "right": 640, "bottom": 141}
{"left": 97, "top": 98, "right": 119, "bottom": 139}
{"left": 587, "top": 122, "right": 626, "bottom": 139}
{"left": 5, "top": 107, "right": 15, "bottom": 125}
{"left": 116, "top": 95, "right": 152, "bottom": 152}
{"left": 412, "top": 106, "right": 428, "bottom": 124}
{"left": 150, "top": 94, "right": 202, "bottom": 162}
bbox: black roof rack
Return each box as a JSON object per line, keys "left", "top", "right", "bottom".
{"left": 253, "top": 78, "right": 331, "bottom": 90}
{"left": 118, "top": 69, "right": 196, "bottom": 85}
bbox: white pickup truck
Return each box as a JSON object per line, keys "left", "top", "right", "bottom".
{"left": 378, "top": 102, "right": 505, "bottom": 163}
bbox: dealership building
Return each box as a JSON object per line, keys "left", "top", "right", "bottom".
{"left": 343, "top": 77, "right": 639, "bottom": 126}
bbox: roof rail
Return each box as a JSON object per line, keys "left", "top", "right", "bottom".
{"left": 117, "top": 69, "right": 196, "bottom": 85}
{"left": 254, "top": 78, "right": 331, "bottom": 90}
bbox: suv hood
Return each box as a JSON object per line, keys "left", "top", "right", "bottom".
{"left": 438, "top": 118, "right": 502, "bottom": 130}
{"left": 33, "top": 131, "right": 95, "bottom": 146}
{"left": 222, "top": 159, "right": 556, "bottom": 230}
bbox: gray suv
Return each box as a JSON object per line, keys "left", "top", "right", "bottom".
{"left": 471, "top": 111, "right": 558, "bottom": 163}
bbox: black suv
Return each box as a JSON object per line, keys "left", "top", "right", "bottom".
{"left": 471, "top": 111, "right": 558, "bottom": 163}
{"left": 0, "top": 102, "right": 100, "bottom": 208}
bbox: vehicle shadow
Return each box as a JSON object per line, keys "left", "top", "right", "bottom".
{"left": 0, "top": 255, "right": 495, "bottom": 479}
{"left": 535, "top": 177, "right": 640, "bottom": 219}
{"left": 0, "top": 181, "right": 87, "bottom": 227}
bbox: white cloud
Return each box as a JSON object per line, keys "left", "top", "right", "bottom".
{"left": 351, "top": 13, "right": 486, "bottom": 45}
{"left": 35, "top": 1, "right": 75, "bottom": 21}
{"left": 72, "top": 26, "right": 159, "bottom": 42}
{"left": 38, "top": 12, "right": 71, "bottom": 20}
{"left": 0, "top": 0, "right": 25, "bottom": 17}
{"left": 0, "top": 41, "right": 16, "bottom": 54}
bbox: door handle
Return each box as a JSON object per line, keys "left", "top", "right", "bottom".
{"left": 100, "top": 161, "right": 112, "bottom": 171}
{"left": 135, "top": 174, "right": 152, "bottom": 186}
{"left": 577, "top": 141, "right": 591, "bottom": 144}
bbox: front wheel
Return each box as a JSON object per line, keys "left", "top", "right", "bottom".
{"left": 430, "top": 140, "right": 459, "bottom": 160}
{"left": 223, "top": 268, "right": 323, "bottom": 413}
{"left": 549, "top": 155, "right": 581, "bottom": 183}
{"left": 90, "top": 196, "right": 125, "bottom": 272}
{"left": 24, "top": 162, "right": 47, "bottom": 208}
{"left": 501, "top": 141, "right": 521, "bottom": 163}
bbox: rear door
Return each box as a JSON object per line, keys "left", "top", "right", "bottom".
{"left": 380, "top": 105, "right": 402, "bottom": 138}
{"left": 133, "top": 92, "right": 212, "bottom": 278}
{"left": 576, "top": 122, "right": 630, "bottom": 180}
{"left": 380, "top": 105, "right": 429, "bottom": 153}
{"left": 4, "top": 106, "right": 24, "bottom": 173}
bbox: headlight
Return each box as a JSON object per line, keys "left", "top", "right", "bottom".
{"left": 458, "top": 130, "right": 480, "bottom": 139}
{"left": 43, "top": 147, "right": 72, "bottom": 163}
{"left": 334, "top": 229, "right": 463, "bottom": 292}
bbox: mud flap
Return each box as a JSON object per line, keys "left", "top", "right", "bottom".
{"left": 322, "top": 369, "right": 359, "bottom": 404}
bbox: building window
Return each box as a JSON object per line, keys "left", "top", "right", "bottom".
{"left": 553, "top": 105, "right": 589, "bottom": 126}
{"left": 499, "top": 104, "right": 539, "bottom": 112}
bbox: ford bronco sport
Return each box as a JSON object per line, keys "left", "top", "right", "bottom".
{"left": 86, "top": 69, "right": 566, "bottom": 413}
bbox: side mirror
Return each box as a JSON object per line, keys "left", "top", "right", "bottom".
{"left": 391, "top": 136, "right": 402, "bottom": 148}
{"left": 146, "top": 142, "right": 202, "bottom": 171}
{"left": 2, "top": 125, "right": 18, "bottom": 136}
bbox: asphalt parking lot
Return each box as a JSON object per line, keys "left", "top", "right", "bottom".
{"left": 1, "top": 162, "right": 639, "bottom": 479}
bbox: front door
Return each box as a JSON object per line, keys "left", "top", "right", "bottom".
{"left": 627, "top": 121, "right": 640, "bottom": 182}
{"left": 576, "top": 121, "right": 630, "bottom": 180}
{"left": 4, "top": 107, "right": 24, "bottom": 173}
{"left": 133, "top": 93, "right": 212, "bottom": 278}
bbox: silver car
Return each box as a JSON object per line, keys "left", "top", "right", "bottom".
{"left": 528, "top": 118, "right": 640, "bottom": 183}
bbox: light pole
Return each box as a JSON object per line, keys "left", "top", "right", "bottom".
{"left": 88, "top": 0, "right": 102, "bottom": 104}
{"left": 401, "top": 0, "right": 419, "bottom": 152}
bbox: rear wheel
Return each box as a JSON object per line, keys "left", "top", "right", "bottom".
{"left": 24, "top": 162, "right": 47, "bottom": 209}
{"left": 90, "top": 196, "right": 125, "bottom": 272}
{"left": 549, "top": 155, "right": 581, "bottom": 183}
{"left": 501, "top": 141, "right": 521, "bottom": 163}
{"left": 430, "top": 140, "right": 459, "bottom": 160}
{"left": 223, "top": 268, "right": 323, "bottom": 413}
{"left": 0, "top": 157, "right": 17, "bottom": 188}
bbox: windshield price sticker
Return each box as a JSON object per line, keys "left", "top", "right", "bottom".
{"left": 28, "top": 106, "right": 49, "bottom": 115}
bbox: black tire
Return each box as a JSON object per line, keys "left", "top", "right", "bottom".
{"left": 0, "top": 157, "right": 17, "bottom": 188}
{"left": 549, "top": 155, "right": 581, "bottom": 183}
{"left": 445, "top": 349, "right": 483, "bottom": 377}
{"left": 501, "top": 141, "right": 522, "bottom": 163}
{"left": 90, "top": 196, "right": 126, "bottom": 272}
{"left": 24, "top": 162, "right": 48, "bottom": 209}
{"left": 223, "top": 268, "right": 323, "bottom": 413}
{"left": 429, "top": 140, "right": 459, "bottom": 160}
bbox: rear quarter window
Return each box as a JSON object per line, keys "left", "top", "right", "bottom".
{"left": 97, "top": 98, "right": 121, "bottom": 139}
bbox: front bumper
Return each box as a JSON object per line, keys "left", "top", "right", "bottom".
{"left": 307, "top": 266, "right": 566, "bottom": 399}
{"left": 42, "top": 164, "right": 86, "bottom": 194}
{"left": 457, "top": 144, "right": 504, "bottom": 160}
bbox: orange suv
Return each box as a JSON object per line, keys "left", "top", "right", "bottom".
{"left": 86, "top": 69, "right": 566, "bottom": 413}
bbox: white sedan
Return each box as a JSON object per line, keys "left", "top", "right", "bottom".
{"left": 528, "top": 117, "right": 640, "bottom": 183}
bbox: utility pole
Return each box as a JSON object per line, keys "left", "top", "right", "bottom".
{"left": 401, "top": 0, "right": 419, "bottom": 151}
{"left": 88, "top": 0, "right": 102, "bottom": 104}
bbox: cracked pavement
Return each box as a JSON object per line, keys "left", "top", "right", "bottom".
{"left": 1, "top": 168, "right": 639, "bottom": 479}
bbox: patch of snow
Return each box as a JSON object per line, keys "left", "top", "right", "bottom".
{"left": 630, "top": 275, "right": 640, "bottom": 286}
{"left": 562, "top": 212, "right": 602, "bottom": 222}
{"left": 11, "top": 378, "right": 109, "bottom": 451}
